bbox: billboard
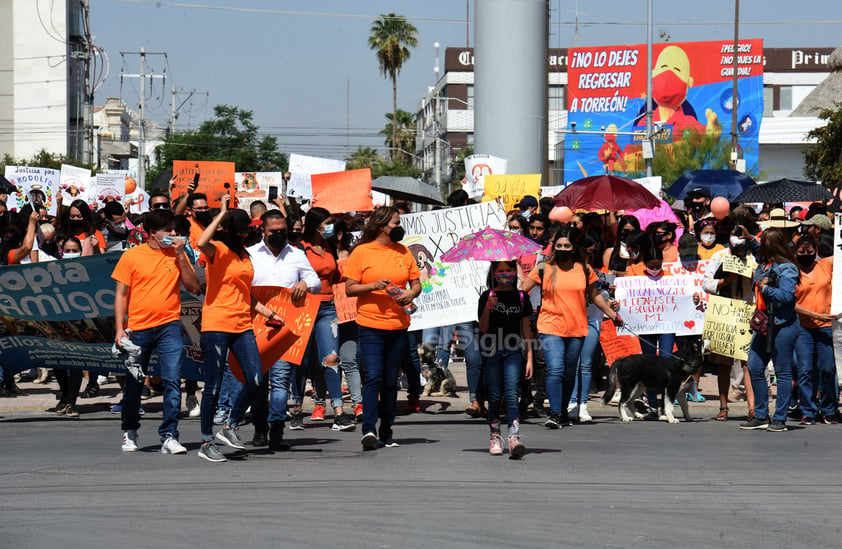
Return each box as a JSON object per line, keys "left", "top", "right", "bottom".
{"left": 564, "top": 39, "right": 764, "bottom": 183}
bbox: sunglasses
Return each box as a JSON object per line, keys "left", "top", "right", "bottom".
{"left": 151, "top": 203, "right": 170, "bottom": 210}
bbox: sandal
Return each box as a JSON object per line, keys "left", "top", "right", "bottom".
{"left": 80, "top": 383, "right": 100, "bottom": 399}
{"left": 715, "top": 406, "right": 729, "bottom": 421}
{"left": 465, "top": 401, "right": 483, "bottom": 418}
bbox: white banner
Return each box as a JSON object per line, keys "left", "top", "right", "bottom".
{"left": 399, "top": 201, "right": 507, "bottom": 331}
{"left": 235, "top": 171, "right": 284, "bottom": 210}
{"left": 93, "top": 173, "right": 126, "bottom": 205}
{"left": 4, "top": 166, "right": 60, "bottom": 216}
{"left": 464, "top": 154, "right": 507, "bottom": 199}
{"left": 833, "top": 214, "right": 842, "bottom": 379}
{"left": 59, "top": 164, "right": 92, "bottom": 204}
{"left": 287, "top": 154, "right": 346, "bottom": 199}
{"left": 616, "top": 271, "right": 707, "bottom": 336}
{"left": 540, "top": 185, "right": 564, "bottom": 198}
{"left": 633, "top": 176, "right": 663, "bottom": 198}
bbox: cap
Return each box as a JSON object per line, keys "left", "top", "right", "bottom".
{"left": 685, "top": 187, "right": 712, "bottom": 199}
{"left": 801, "top": 214, "right": 832, "bottom": 231}
{"left": 678, "top": 233, "right": 699, "bottom": 257}
{"left": 760, "top": 208, "right": 800, "bottom": 229}
{"left": 516, "top": 195, "right": 538, "bottom": 209}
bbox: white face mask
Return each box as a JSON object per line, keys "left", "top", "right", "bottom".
{"left": 619, "top": 242, "right": 630, "bottom": 259}
{"left": 521, "top": 210, "right": 532, "bottom": 221}
{"left": 645, "top": 266, "right": 663, "bottom": 277}
{"left": 63, "top": 252, "right": 81, "bottom": 259}
{"left": 700, "top": 234, "right": 716, "bottom": 245}
{"left": 730, "top": 235, "right": 745, "bottom": 247}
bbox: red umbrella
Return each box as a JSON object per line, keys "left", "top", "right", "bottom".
{"left": 553, "top": 175, "right": 661, "bottom": 211}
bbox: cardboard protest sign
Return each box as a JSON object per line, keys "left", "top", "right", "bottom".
{"left": 249, "top": 286, "right": 320, "bottom": 366}
{"left": 235, "top": 171, "right": 283, "bottom": 210}
{"left": 599, "top": 319, "right": 642, "bottom": 364}
{"left": 371, "top": 190, "right": 389, "bottom": 207}
{"left": 399, "top": 201, "right": 507, "bottom": 331}
{"left": 615, "top": 273, "right": 706, "bottom": 336}
{"left": 539, "top": 185, "right": 564, "bottom": 198}
{"left": 93, "top": 173, "right": 125, "bottom": 205}
{"left": 125, "top": 189, "right": 150, "bottom": 214}
{"left": 4, "top": 166, "right": 59, "bottom": 216}
{"left": 59, "top": 164, "right": 92, "bottom": 203}
{"left": 311, "top": 168, "right": 373, "bottom": 213}
{"left": 702, "top": 295, "right": 753, "bottom": 361}
{"left": 172, "top": 161, "right": 236, "bottom": 207}
{"left": 287, "top": 153, "right": 346, "bottom": 199}
{"left": 721, "top": 253, "right": 754, "bottom": 278}
{"left": 333, "top": 282, "right": 358, "bottom": 324}
{"left": 464, "top": 154, "right": 507, "bottom": 198}
{"left": 482, "top": 174, "right": 541, "bottom": 212}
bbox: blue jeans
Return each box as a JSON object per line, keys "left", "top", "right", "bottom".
{"left": 794, "top": 326, "right": 836, "bottom": 418}
{"left": 571, "top": 317, "right": 601, "bottom": 405}
{"left": 539, "top": 333, "right": 584, "bottom": 415}
{"left": 217, "top": 363, "right": 243, "bottom": 413}
{"left": 747, "top": 319, "right": 798, "bottom": 422}
{"left": 299, "top": 301, "right": 342, "bottom": 409}
{"left": 483, "top": 349, "right": 522, "bottom": 427}
{"left": 121, "top": 320, "right": 184, "bottom": 441}
{"left": 200, "top": 330, "right": 263, "bottom": 441}
{"left": 640, "top": 332, "right": 676, "bottom": 408}
{"left": 339, "top": 322, "right": 361, "bottom": 405}
{"left": 404, "top": 330, "right": 422, "bottom": 399}
{"left": 423, "top": 322, "right": 483, "bottom": 401}
{"left": 358, "top": 324, "right": 408, "bottom": 442}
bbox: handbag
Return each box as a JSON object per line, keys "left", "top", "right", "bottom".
{"left": 750, "top": 308, "right": 769, "bottom": 336}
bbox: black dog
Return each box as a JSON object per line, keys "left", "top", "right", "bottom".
{"left": 602, "top": 339, "right": 703, "bottom": 424}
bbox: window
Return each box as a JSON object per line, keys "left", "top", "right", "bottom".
{"left": 467, "top": 85, "right": 474, "bottom": 110}
{"left": 763, "top": 87, "right": 773, "bottom": 117}
{"left": 549, "top": 85, "right": 565, "bottom": 112}
{"left": 779, "top": 86, "right": 793, "bottom": 111}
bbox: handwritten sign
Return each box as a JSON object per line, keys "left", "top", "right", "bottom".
{"left": 703, "top": 295, "right": 753, "bottom": 360}
{"left": 287, "top": 153, "right": 346, "bottom": 199}
{"left": 482, "top": 174, "right": 541, "bottom": 212}
{"left": 249, "top": 286, "right": 320, "bottom": 366}
{"left": 172, "top": 161, "right": 236, "bottom": 207}
{"left": 235, "top": 171, "right": 283, "bottom": 210}
{"left": 615, "top": 275, "right": 706, "bottom": 336}
{"left": 721, "top": 254, "right": 754, "bottom": 278}
{"left": 333, "top": 281, "right": 358, "bottom": 324}
{"left": 599, "top": 319, "right": 642, "bottom": 364}
{"left": 540, "top": 185, "right": 564, "bottom": 198}
{"left": 4, "top": 166, "right": 59, "bottom": 216}
{"left": 400, "top": 201, "right": 507, "bottom": 331}
{"left": 311, "top": 168, "right": 373, "bottom": 213}
{"left": 464, "top": 154, "right": 507, "bottom": 198}
{"left": 59, "top": 164, "right": 92, "bottom": 204}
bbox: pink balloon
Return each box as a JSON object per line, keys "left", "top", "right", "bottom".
{"left": 710, "top": 196, "right": 730, "bottom": 220}
{"left": 550, "top": 206, "right": 573, "bottom": 223}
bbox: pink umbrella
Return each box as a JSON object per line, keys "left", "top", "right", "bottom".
{"left": 440, "top": 228, "right": 543, "bottom": 262}
{"left": 627, "top": 199, "right": 685, "bottom": 240}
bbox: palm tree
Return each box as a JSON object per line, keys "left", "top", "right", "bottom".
{"left": 346, "top": 146, "right": 381, "bottom": 171}
{"left": 380, "top": 109, "right": 417, "bottom": 164}
{"left": 368, "top": 13, "right": 418, "bottom": 163}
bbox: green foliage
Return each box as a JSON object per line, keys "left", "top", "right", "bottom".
{"left": 380, "top": 109, "right": 416, "bottom": 164}
{"left": 149, "top": 104, "right": 287, "bottom": 181}
{"left": 345, "top": 146, "right": 420, "bottom": 179}
{"left": 373, "top": 159, "right": 420, "bottom": 179}
{"left": 652, "top": 130, "right": 738, "bottom": 188}
{"left": 346, "top": 146, "right": 381, "bottom": 171}
{"left": 1, "top": 149, "right": 93, "bottom": 172}
{"left": 804, "top": 103, "right": 842, "bottom": 187}
{"left": 449, "top": 145, "right": 475, "bottom": 184}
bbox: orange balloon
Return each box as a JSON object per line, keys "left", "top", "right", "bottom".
{"left": 124, "top": 176, "right": 137, "bottom": 195}
{"left": 549, "top": 206, "right": 573, "bottom": 223}
{"left": 710, "top": 196, "right": 730, "bottom": 220}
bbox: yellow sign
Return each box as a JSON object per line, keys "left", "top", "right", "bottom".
{"left": 721, "top": 253, "right": 755, "bottom": 279}
{"left": 703, "top": 295, "right": 754, "bottom": 360}
{"left": 482, "top": 174, "right": 541, "bottom": 212}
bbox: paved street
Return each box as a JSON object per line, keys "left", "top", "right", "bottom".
{"left": 2, "top": 365, "right": 841, "bottom": 548}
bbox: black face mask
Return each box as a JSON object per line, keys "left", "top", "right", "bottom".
{"left": 267, "top": 232, "right": 287, "bottom": 249}
{"left": 287, "top": 230, "right": 303, "bottom": 243}
{"left": 68, "top": 218, "right": 86, "bottom": 230}
{"left": 689, "top": 202, "right": 705, "bottom": 213}
{"left": 193, "top": 211, "right": 212, "bottom": 226}
{"left": 554, "top": 249, "right": 574, "bottom": 263}
{"left": 389, "top": 226, "right": 405, "bottom": 243}
{"left": 796, "top": 253, "right": 816, "bottom": 268}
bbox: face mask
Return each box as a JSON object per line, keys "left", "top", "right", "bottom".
{"left": 730, "top": 235, "right": 745, "bottom": 247}
{"left": 267, "top": 232, "right": 287, "bottom": 249}
{"left": 657, "top": 233, "right": 671, "bottom": 245}
{"left": 69, "top": 218, "right": 85, "bottom": 230}
{"left": 652, "top": 69, "right": 689, "bottom": 109}
{"left": 700, "top": 234, "right": 716, "bottom": 245}
{"left": 389, "top": 226, "right": 405, "bottom": 243}
{"left": 322, "top": 223, "right": 334, "bottom": 238}
{"left": 689, "top": 202, "right": 705, "bottom": 213}
{"left": 796, "top": 253, "right": 816, "bottom": 268}
{"left": 521, "top": 210, "right": 532, "bottom": 221}
{"left": 645, "top": 266, "right": 663, "bottom": 277}
{"left": 619, "top": 242, "right": 630, "bottom": 259}
{"left": 110, "top": 221, "right": 127, "bottom": 233}
{"left": 193, "top": 211, "right": 212, "bottom": 226}
{"left": 494, "top": 272, "right": 517, "bottom": 286}
{"left": 63, "top": 252, "right": 81, "bottom": 259}
{"left": 554, "top": 249, "right": 574, "bottom": 263}
{"left": 288, "top": 230, "right": 302, "bottom": 243}
{"left": 155, "top": 232, "right": 174, "bottom": 247}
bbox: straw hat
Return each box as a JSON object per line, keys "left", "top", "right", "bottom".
{"left": 759, "top": 208, "right": 800, "bottom": 229}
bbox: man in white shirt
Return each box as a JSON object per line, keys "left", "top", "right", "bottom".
{"left": 246, "top": 209, "right": 320, "bottom": 450}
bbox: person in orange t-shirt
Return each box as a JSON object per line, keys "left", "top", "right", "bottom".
{"left": 112, "top": 209, "right": 199, "bottom": 453}
{"left": 521, "top": 226, "right": 620, "bottom": 428}
{"left": 793, "top": 235, "right": 840, "bottom": 424}
{"left": 61, "top": 199, "right": 106, "bottom": 253}
{"left": 196, "top": 195, "right": 283, "bottom": 463}
{"left": 345, "top": 206, "right": 421, "bottom": 450}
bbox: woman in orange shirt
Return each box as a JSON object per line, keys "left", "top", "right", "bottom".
{"left": 694, "top": 218, "right": 725, "bottom": 260}
{"left": 196, "top": 195, "right": 283, "bottom": 462}
{"left": 647, "top": 221, "right": 678, "bottom": 263}
{"left": 345, "top": 206, "right": 421, "bottom": 450}
{"left": 793, "top": 235, "right": 839, "bottom": 424}
{"left": 60, "top": 199, "right": 106, "bottom": 254}
{"left": 521, "top": 226, "right": 620, "bottom": 428}
{"left": 0, "top": 210, "right": 39, "bottom": 265}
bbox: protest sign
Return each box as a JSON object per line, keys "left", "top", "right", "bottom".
{"left": 4, "top": 166, "right": 59, "bottom": 216}
{"left": 287, "top": 153, "right": 346, "bottom": 199}
{"left": 399, "top": 201, "right": 507, "bottom": 331}
{"left": 333, "top": 281, "right": 358, "bottom": 324}
{"left": 172, "top": 161, "right": 236, "bottom": 207}
{"left": 311, "top": 168, "right": 373, "bottom": 213}
{"left": 482, "top": 174, "right": 541, "bottom": 212}
{"left": 235, "top": 171, "right": 283, "bottom": 210}
{"left": 250, "top": 286, "right": 320, "bottom": 367}
{"left": 59, "top": 164, "right": 92, "bottom": 203}
{"left": 93, "top": 173, "right": 126, "bottom": 205}
{"left": 702, "top": 294, "right": 753, "bottom": 361}
{"left": 832, "top": 213, "right": 842, "bottom": 315}
{"left": 540, "top": 185, "right": 564, "bottom": 198}
{"left": 615, "top": 274, "right": 706, "bottom": 336}
{"left": 599, "top": 319, "right": 642, "bottom": 364}
{"left": 371, "top": 190, "right": 389, "bottom": 207}
{"left": 464, "top": 154, "right": 507, "bottom": 198}
{"left": 720, "top": 254, "right": 754, "bottom": 279}
{"left": 633, "top": 176, "right": 663, "bottom": 198}
{"left": 125, "top": 188, "right": 150, "bottom": 214}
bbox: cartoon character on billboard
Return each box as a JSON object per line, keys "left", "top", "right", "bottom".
{"left": 597, "top": 124, "right": 626, "bottom": 174}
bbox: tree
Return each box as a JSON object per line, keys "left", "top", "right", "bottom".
{"left": 652, "top": 131, "right": 736, "bottom": 188}
{"left": 368, "top": 13, "right": 418, "bottom": 163}
{"left": 379, "top": 109, "right": 416, "bottom": 164}
{"left": 346, "top": 146, "right": 381, "bottom": 171}
{"left": 1, "top": 149, "right": 93, "bottom": 172}
{"left": 804, "top": 103, "right": 842, "bottom": 187}
{"left": 150, "top": 104, "right": 287, "bottom": 181}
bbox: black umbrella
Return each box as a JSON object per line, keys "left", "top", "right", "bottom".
{"left": 733, "top": 178, "right": 833, "bottom": 204}
{"left": 150, "top": 170, "right": 173, "bottom": 190}
{"left": 0, "top": 174, "right": 16, "bottom": 194}
{"left": 371, "top": 176, "right": 445, "bottom": 205}
{"left": 667, "top": 169, "right": 756, "bottom": 202}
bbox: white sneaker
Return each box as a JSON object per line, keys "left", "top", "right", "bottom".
{"left": 609, "top": 392, "right": 621, "bottom": 405}
{"left": 161, "top": 436, "right": 187, "bottom": 455}
{"left": 97, "top": 375, "right": 108, "bottom": 386}
{"left": 122, "top": 430, "right": 138, "bottom": 452}
{"left": 186, "top": 395, "right": 201, "bottom": 418}
{"left": 567, "top": 403, "right": 579, "bottom": 421}
{"left": 578, "top": 404, "right": 592, "bottom": 423}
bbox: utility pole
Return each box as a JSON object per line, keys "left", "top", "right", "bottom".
{"left": 644, "top": 0, "right": 654, "bottom": 178}
{"left": 730, "top": 0, "right": 740, "bottom": 170}
{"left": 170, "top": 88, "right": 209, "bottom": 135}
{"left": 121, "top": 49, "right": 166, "bottom": 189}
{"left": 82, "top": 1, "right": 94, "bottom": 166}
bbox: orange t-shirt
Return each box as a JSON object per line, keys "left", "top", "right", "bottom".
{"left": 75, "top": 229, "right": 106, "bottom": 251}
{"left": 6, "top": 249, "right": 18, "bottom": 265}
{"left": 302, "top": 242, "right": 341, "bottom": 302}
{"left": 345, "top": 241, "right": 421, "bottom": 330}
{"left": 529, "top": 262, "right": 598, "bottom": 337}
{"left": 111, "top": 244, "right": 183, "bottom": 331}
{"left": 187, "top": 218, "right": 205, "bottom": 250}
{"left": 796, "top": 257, "right": 832, "bottom": 329}
{"left": 661, "top": 243, "right": 678, "bottom": 263}
{"left": 697, "top": 243, "right": 725, "bottom": 260}
{"left": 200, "top": 241, "right": 254, "bottom": 333}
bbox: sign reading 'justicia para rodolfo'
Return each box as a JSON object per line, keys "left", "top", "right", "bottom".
{"left": 0, "top": 254, "right": 119, "bottom": 321}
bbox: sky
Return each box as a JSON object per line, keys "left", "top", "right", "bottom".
{"left": 90, "top": 0, "right": 842, "bottom": 161}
